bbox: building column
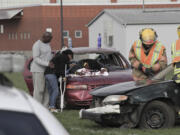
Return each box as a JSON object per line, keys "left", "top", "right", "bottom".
{"left": 50, "top": 0, "right": 56, "bottom": 3}
{"left": 111, "top": 0, "right": 117, "bottom": 3}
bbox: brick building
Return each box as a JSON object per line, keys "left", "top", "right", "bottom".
{"left": 0, "top": 0, "right": 180, "bottom": 56}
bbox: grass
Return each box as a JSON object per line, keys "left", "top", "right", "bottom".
{"left": 3, "top": 72, "right": 180, "bottom": 135}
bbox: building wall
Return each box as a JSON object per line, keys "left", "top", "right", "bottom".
{"left": 89, "top": 17, "right": 178, "bottom": 64}
{"left": 89, "top": 13, "right": 127, "bottom": 58}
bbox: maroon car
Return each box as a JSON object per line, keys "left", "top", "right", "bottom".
{"left": 23, "top": 47, "right": 133, "bottom": 107}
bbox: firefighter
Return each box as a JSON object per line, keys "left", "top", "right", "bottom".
{"left": 129, "top": 28, "right": 167, "bottom": 81}
{"left": 171, "top": 26, "right": 180, "bottom": 83}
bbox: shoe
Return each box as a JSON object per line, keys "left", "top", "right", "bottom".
{"left": 49, "top": 108, "right": 59, "bottom": 113}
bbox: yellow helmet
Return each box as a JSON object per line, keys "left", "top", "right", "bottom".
{"left": 177, "top": 26, "right": 180, "bottom": 38}
{"left": 140, "top": 28, "right": 157, "bottom": 45}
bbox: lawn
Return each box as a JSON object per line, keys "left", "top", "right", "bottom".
{"left": 3, "top": 72, "right": 180, "bottom": 135}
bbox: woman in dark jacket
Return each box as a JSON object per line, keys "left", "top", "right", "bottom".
{"left": 44, "top": 49, "right": 73, "bottom": 112}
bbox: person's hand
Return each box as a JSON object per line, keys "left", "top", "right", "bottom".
{"left": 49, "top": 62, "right": 54, "bottom": 68}
{"left": 133, "top": 60, "right": 140, "bottom": 69}
{"left": 143, "top": 68, "right": 154, "bottom": 77}
{"left": 69, "top": 63, "right": 76, "bottom": 68}
{"left": 63, "top": 77, "right": 67, "bottom": 82}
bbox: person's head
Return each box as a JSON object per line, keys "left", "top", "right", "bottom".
{"left": 139, "top": 28, "right": 157, "bottom": 46}
{"left": 99, "top": 33, "right": 101, "bottom": 36}
{"left": 62, "top": 49, "right": 73, "bottom": 61}
{"left": 177, "top": 26, "right": 180, "bottom": 38}
{"left": 41, "top": 32, "right": 53, "bottom": 43}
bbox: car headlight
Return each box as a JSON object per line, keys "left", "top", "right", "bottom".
{"left": 103, "top": 95, "right": 128, "bottom": 105}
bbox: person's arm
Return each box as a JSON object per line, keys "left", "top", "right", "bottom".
{"left": 32, "top": 43, "right": 49, "bottom": 67}
{"left": 152, "top": 49, "right": 167, "bottom": 72}
{"left": 129, "top": 44, "right": 142, "bottom": 70}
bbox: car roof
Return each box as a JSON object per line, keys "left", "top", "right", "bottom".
{"left": 71, "top": 47, "right": 119, "bottom": 54}
{"left": 0, "top": 86, "right": 33, "bottom": 113}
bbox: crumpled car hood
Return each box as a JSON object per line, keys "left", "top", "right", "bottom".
{"left": 90, "top": 79, "right": 160, "bottom": 97}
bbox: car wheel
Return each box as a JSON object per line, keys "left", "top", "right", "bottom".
{"left": 139, "top": 100, "right": 175, "bottom": 129}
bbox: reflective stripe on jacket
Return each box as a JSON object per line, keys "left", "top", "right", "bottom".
{"left": 173, "top": 64, "right": 180, "bottom": 83}
{"left": 133, "top": 40, "right": 165, "bottom": 68}
{"left": 171, "top": 39, "right": 180, "bottom": 64}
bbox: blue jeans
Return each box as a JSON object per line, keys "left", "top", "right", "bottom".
{"left": 45, "top": 74, "right": 59, "bottom": 108}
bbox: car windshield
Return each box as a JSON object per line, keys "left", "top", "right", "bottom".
{"left": 73, "top": 52, "right": 124, "bottom": 66}
{"left": 68, "top": 52, "right": 127, "bottom": 74}
{"left": 0, "top": 110, "right": 48, "bottom": 135}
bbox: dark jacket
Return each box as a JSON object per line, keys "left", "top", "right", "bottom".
{"left": 44, "top": 52, "right": 70, "bottom": 78}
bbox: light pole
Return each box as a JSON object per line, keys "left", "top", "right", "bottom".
{"left": 60, "top": 0, "right": 64, "bottom": 48}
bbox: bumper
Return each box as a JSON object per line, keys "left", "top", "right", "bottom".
{"left": 67, "top": 99, "right": 92, "bottom": 106}
{"left": 79, "top": 105, "right": 120, "bottom": 122}
{"left": 66, "top": 89, "right": 92, "bottom": 106}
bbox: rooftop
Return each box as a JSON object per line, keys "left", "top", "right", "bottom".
{"left": 88, "top": 8, "right": 180, "bottom": 26}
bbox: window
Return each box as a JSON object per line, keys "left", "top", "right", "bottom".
{"left": 108, "top": 35, "right": 113, "bottom": 47}
{"left": 0, "top": 25, "right": 4, "bottom": 34}
{"left": 0, "top": 110, "right": 48, "bottom": 135}
{"left": 20, "top": 33, "right": 23, "bottom": 40}
{"left": 8, "top": 33, "right": 11, "bottom": 40}
{"left": 27, "top": 33, "right": 31, "bottom": 39}
{"left": 15, "top": 33, "right": 18, "bottom": 40}
{"left": 75, "top": 30, "right": 82, "bottom": 38}
{"left": 63, "top": 30, "right": 69, "bottom": 38}
{"left": 24, "top": 33, "right": 27, "bottom": 39}
{"left": 8, "top": 33, "right": 18, "bottom": 40}
{"left": 19, "top": 32, "right": 30, "bottom": 40}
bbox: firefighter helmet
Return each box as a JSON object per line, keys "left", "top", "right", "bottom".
{"left": 139, "top": 28, "right": 157, "bottom": 45}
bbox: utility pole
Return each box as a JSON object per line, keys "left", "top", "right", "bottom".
{"left": 60, "top": 0, "right": 64, "bottom": 48}
{"left": 142, "top": 0, "right": 145, "bottom": 12}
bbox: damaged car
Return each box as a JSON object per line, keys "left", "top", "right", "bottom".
{"left": 23, "top": 47, "right": 133, "bottom": 107}
{"left": 79, "top": 65, "right": 180, "bottom": 129}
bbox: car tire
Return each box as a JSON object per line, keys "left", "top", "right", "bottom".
{"left": 139, "top": 100, "right": 175, "bottom": 129}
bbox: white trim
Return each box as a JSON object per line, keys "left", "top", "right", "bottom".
{"left": 75, "top": 30, "right": 82, "bottom": 38}
{"left": 0, "top": 4, "right": 41, "bottom": 10}
{"left": 42, "top": 1, "right": 180, "bottom": 6}
{"left": 1, "top": 2, "right": 180, "bottom": 9}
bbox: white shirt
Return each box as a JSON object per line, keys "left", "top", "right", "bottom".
{"left": 30, "top": 40, "right": 52, "bottom": 72}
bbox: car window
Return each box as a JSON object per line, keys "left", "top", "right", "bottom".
{"left": 73, "top": 53, "right": 99, "bottom": 61}
{"left": 112, "top": 53, "right": 126, "bottom": 69}
{"left": 0, "top": 110, "right": 48, "bottom": 135}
